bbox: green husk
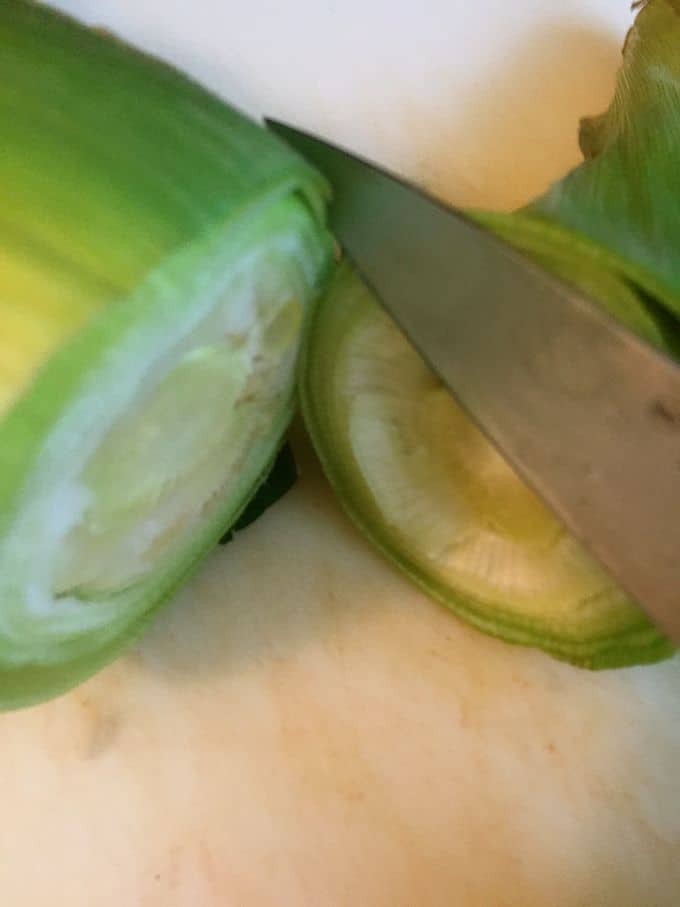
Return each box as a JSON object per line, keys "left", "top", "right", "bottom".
{"left": 527, "top": 0, "right": 680, "bottom": 319}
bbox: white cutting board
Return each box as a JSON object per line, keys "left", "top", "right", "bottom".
{"left": 3, "top": 2, "right": 679, "bottom": 905}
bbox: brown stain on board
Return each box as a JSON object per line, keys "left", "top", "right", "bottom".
{"left": 651, "top": 397, "right": 680, "bottom": 428}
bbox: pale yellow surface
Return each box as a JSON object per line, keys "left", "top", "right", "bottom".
{"left": 2, "top": 1, "right": 679, "bottom": 905}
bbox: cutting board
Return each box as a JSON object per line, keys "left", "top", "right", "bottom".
{"left": 3, "top": 2, "right": 679, "bottom": 905}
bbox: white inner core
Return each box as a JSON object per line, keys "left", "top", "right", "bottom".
{"left": 340, "top": 303, "right": 637, "bottom": 629}
{"left": 0, "top": 204, "right": 320, "bottom": 653}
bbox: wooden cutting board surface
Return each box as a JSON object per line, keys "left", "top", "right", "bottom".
{"left": 2, "top": 2, "right": 679, "bottom": 904}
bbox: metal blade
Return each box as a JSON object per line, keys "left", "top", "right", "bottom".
{"left": 268, "top": 119, "right": 680, "bottom": 643}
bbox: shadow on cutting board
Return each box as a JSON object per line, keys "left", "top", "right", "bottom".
{"left": 399, "top": 21, "right": 623, "bottom": 211}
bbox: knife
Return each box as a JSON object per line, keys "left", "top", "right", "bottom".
{"left": 267, "top": 119, "right": 680, "bottom": 643}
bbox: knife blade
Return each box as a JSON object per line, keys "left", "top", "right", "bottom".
{"left": 267, "top": 119, "right": 680, "bottom": 643}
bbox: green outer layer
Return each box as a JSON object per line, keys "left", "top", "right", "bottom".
{"left": 0, "top": 2, "right": 333, "bottom": 707}
{"left": 0, "top": 0, "right": 329, "bottom": 400}
{"left": 301, "top": 264, "right": 675, "bottom": 669}
{"left": 527, "top": 0, "right": 680, "bottom": 319}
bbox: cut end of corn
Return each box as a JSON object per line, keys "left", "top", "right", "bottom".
{"left": 0, "top": 2, "right": 333, "bottom": 707}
